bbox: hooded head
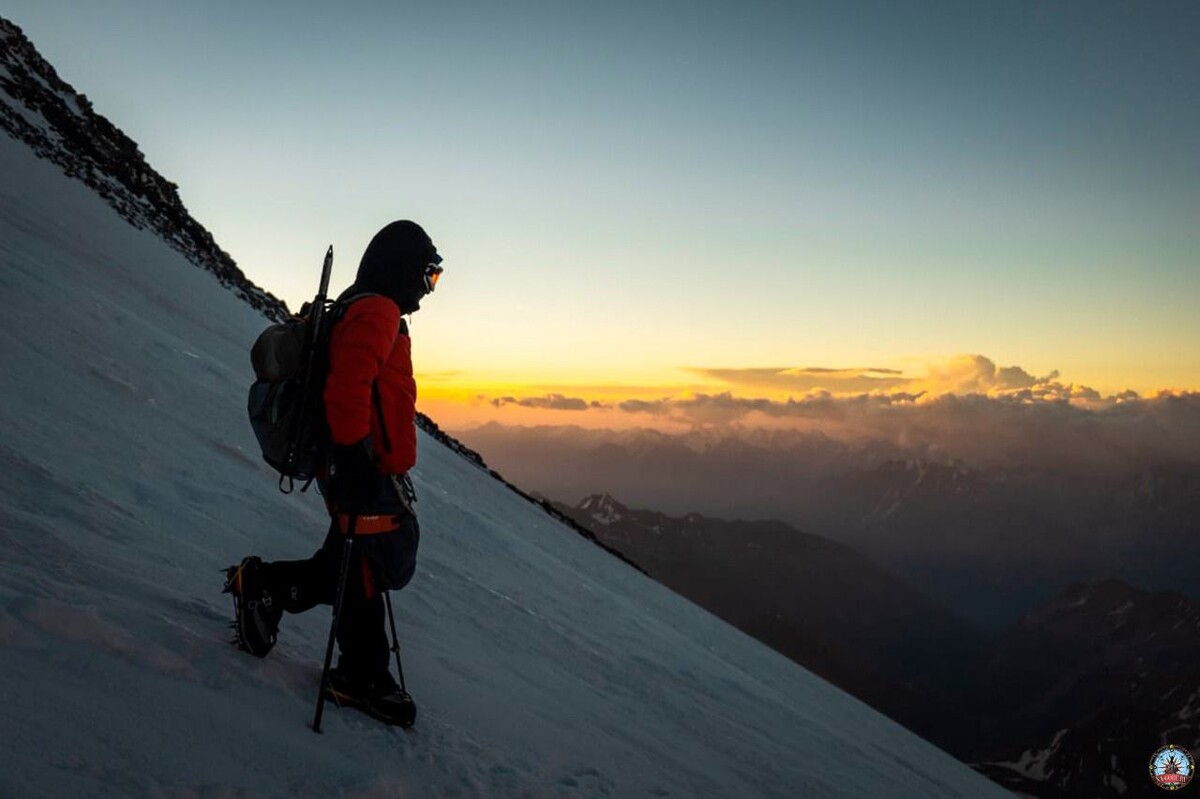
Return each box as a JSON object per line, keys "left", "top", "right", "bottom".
{"left": 355, "top": 220, "right": 441, "bottom": 313}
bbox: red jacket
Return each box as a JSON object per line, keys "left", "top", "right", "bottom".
{"left": 323, "top": 295, "right": 417, "bottom": 474}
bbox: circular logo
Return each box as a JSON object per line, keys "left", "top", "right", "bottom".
{"left": 1150, "top": 745, "right": 1194, "bottom": 791}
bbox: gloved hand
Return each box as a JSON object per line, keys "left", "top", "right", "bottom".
{"left": 325, "top": 439, "right": 381, "bottom": 508}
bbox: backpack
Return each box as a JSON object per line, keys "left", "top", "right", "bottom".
{"left": 247, "top": 247, "right": 338, "bottom": 493}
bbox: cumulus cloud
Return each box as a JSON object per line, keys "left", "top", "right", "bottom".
{"left": 918, "top": 354, "right": 1060, "bottom": 395}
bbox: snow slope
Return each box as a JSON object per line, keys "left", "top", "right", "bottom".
{"left": 0, "top": 133, "right": 1014, "bottom": 798}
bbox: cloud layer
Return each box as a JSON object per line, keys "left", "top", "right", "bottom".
{"left": 477, "top": 355, "right": 1200, "bottom": 475}
{"left": 484, "top": 355, "right": 1134, "bottom": 422}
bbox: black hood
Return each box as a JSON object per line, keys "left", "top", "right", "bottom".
{"left": 354, "top": 220, "right": 439, "bottom": 313}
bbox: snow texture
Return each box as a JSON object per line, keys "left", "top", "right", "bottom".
{"left": 0, "top": 133, "right": 1014, "bottom": 798}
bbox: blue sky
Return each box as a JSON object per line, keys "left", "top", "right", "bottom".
{"left": 6, "top": 0, "right": 1199, "bottom": 424}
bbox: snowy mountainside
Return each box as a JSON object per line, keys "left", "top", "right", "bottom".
{"left": 552, "top": 493, "right": 985, "bottom": 764}
{"left": 0, "top": 133, "right": 1015, "bottom": 798}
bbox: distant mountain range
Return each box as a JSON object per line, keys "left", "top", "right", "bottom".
{"left": 459, "top": 422, "right": 1200, "bottom": 629}
{"left": 552, "top": 492, "right": 1200, "bottom": 799}
{"left": 816, "top": 459, "right": 1200, "bottom": 630}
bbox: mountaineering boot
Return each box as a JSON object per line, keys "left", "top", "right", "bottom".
{"left": 223, "top": 556, "right": 282, "bottom": 657}
{"left": 323, "top": 668, "right": 417, "bottom": 728}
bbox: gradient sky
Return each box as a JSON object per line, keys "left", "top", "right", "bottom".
{"left": 7, "top": 1, "right": 1199, "bottom": 429}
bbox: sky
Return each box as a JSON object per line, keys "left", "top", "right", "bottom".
{"left": 6, "top": 0, "right": 1199, "bottom": 431}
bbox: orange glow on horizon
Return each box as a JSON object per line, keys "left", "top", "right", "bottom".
{"left": 415, "top": 351, "right": 1200, "bottom": 433}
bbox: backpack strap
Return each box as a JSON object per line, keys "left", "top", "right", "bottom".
{"left": 328, "top": 289, "right": 381, "bottom": 323}
{"left": 329, "top": 289, "right": 408, "bottom": 335}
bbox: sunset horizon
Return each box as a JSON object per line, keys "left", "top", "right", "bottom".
{"left": 417, "top": 350, "right": 1200, "bottom": 434}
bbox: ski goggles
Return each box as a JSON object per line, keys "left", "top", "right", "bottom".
{"left": 424, "top": 254, "right": 444, "bottom": 293}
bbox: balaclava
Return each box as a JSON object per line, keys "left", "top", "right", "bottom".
{"left": 354, "top": 220, "right": 439, "bottom": 313}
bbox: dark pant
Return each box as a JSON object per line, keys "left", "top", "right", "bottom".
{"left": 265, "top": 512, "right": 419, "bottom": 684}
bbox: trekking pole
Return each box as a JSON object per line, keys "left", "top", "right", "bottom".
{"left": 383, "top": 591, "right": 408, "bottom": 694}
{"left": 311, "top": 514, "right": 357, "bottom": 733}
